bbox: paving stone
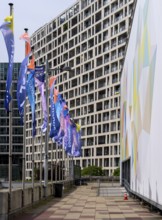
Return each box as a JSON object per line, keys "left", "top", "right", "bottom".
{"left": 12, "top": 183, "right": 162, "bottom": 220}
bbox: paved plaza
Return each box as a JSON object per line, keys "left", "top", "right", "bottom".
{"left": 12, "top": 183, "right": 162, "bottom": 220}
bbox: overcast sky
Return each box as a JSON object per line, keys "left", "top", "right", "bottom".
{"left": 0, "top": 0, "right": 76, "bottom": 62}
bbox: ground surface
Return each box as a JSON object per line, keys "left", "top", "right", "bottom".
{"left": 11, "top": 182, "right": 162, "bottom": 220}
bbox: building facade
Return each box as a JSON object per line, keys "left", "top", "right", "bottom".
{"left": 0, "top": 63, "right": 23, "bottom": 180}
{"left": 26, "top": 0, "right": 135, "bottom": 178}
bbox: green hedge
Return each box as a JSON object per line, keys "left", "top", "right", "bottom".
{"left": 81, "top": 166, "right": 104, "bottom": 176}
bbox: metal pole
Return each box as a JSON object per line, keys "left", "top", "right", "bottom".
{"left": 55, "top": 143, "right": 58, "bottom": 182}
{"left": 51, "top": 143, "right": 53, "bottom": 183}
{"left": 62, "top": 144, "right": 64, "bottom": 181}
{"left": 32, "top": 136, "right": 34, "bottom": 201}
{"left": 8, "top": 3, "right": 13, "bottom": 211}
{"left": 59, "top": 148, "right": 61, "bottom": 181}
{"left": 8, "top": 97, "right": 12, "bottom": 209}
{"left": 67, "top": 154, "right": 69, "bottom": 180}
{"left": 22, "top": 27, "right": 28, "bottom": 206}
{"left": 40, "top": 112, "right": 43, "bottom": 188}
{"left": 44, "top": 59, "right": 49, "bottom": 197}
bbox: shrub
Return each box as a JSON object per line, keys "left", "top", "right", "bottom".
{"left": 113, "top": 167, "right": 120, "bottom": 176}
{"left": 81, "top": 165, "right": 103, "bottom": 176}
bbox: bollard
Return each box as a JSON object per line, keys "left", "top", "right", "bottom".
{"left": 124, "top": 192, "right": 128, "bottom": 200}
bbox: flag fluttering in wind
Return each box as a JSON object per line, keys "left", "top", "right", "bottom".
{"left": 26, "top": 69, "right": 36, "bottom": 136}
{"left": 53, "top": 94, "right": 64, "bottom": 144}
{"left": 73, "top": 123, "right": 82, "bottom": 157}
{"left": 66, "top": 120, "right": 82, "bottom": 157}
{"left": 0, "top": 12, "right": 14, "bottom": 111}
{"left": 17, "top": 53, "right": 31, "bottom": 124}
{"left": 55, "top": 99, "right": 67, "bottom": 145}
{"left": 19, "top": 32, "right": 31, "bottom": 56}
{"left": 48, "top": 76, "right": 82, "bottom": 156}
{"left": 49, "top": 76, "right": 60, "bottom": 140}
{"left": 17, "top": 31, "right": 31, "bottom": 124}
{"left": 35, "top": 65, "right": 48, "bottom": 132}
{"left": 63, "top": 115, "right": 73, "bottom": 155}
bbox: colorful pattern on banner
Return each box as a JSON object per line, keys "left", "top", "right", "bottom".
{"left": 53, "top": 94, "right": 64, "bottom": 144}
{"left": 17, "top": 53, "right": 31, "bottom": 124}
{"left": 26, "top": 69, "right": 36, "bottom": 136}
{"left": 76, "top": 124, "right": 82, "bottom": 156}
{"left": 17, "top": 31, "right": 31, "bottom": 124}
{"left": 63, "top": 115, "right": 73, "bottom": 155}
{"left": 56, "top": 99, "right": 67, "bottom": 145}
{"left": 71, "top": 123, "right": 81, "bottom": 157}
{"left": 0, "top": 16, "right": 14, "bottom": 111}
{"left": 35, "top": 65, "right": 48, "bottom": 133}
{"left": 49, "top": 77, "right": 60, "bottom": 140}
{"left": 19, "top": 32, "right": 31, "bottom": 55}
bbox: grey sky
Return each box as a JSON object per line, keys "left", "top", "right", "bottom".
{"left": 0, "top": 0, "right": 77, "bottom": 62}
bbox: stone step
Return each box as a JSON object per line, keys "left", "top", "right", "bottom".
{"left": 99, "top": 187, "right": 127, "bottom": 197}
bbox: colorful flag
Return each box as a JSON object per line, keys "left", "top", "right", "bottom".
{"left": 17, "top": 31, "right": 31, "bottom": 124}
{"left": 35, "top": 65, "right": 48, "bottom": 133}
{"left": 0, "top": 14, "right": 14, "bottom": 111}
{"left": 19, "top": 32, "right": 31, "bottom": 55}
{"left": 53, "top": 95, "right": 66, "bottom": 144}
{"left": 74, "top": 123, "right": 82, "bottom": 157}
{"left": 71, "top": 124, "right": 77, "bottom": 156}
{"left": 49, "top": 76, "right": 60, "bottom": 140}
{"left": 56, "top": 99, "right": 67, "bottom": 145}
{"left": 17, "top": 53, "right": 31, "bottom": 124}
{"left": 63, "top": 115, "right": 73, "bottom": 155}
{"left": 26, "top": 69, "right": 36, "bottom": 136}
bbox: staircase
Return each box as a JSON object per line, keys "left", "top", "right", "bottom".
{"left": 98, "top": 186, "right": 127, "bottom": 197}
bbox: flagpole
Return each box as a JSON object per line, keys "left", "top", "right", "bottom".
{"left": 59, "top": 148, "right": 61, "bottom": 181}
{"left": 44, "top": 59, "right": 49, "bottom": 197}
{"left": 55, "top": 143, "right": 58, "bottom": 182}
{"left": 8, "top": 2, "right": 13, "bottom": 211}
{"left": 22, "top": 27, "right": 28, "bottom": 205}
{"left": 62, "top": 144, "right": 64, "bottom": 181}
{"left": 40, "top": 110, "right": 43, "bottom": 188}
{"left": 51, "top": 143, "right": 53, "bottom": 184}
{"left": 32, "top": 134, "right": 35, "bottom": 200}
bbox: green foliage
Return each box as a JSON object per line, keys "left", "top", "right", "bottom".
{"left": 113, "top": 167, "right": 120, "bottom": 176}
{"left": 81, "top": 165, "right": 103, "bottom": 176}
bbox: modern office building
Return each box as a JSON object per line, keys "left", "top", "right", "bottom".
{"left": 26, "top": 0, "right": 136, "bottom": 178}
{"left": 0, "top": 63, "right": 23, "bottom": 180}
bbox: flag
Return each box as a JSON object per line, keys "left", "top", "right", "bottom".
{"left": 74, "top": 123, "right": 82, "bottom": 157}
{"left": 0, "top": 14, "right": 14, "bottom": 111}
{"left": 63, "top": 115, "right": 73, "bottom": 155}
{"left": 71, "top": 124, "right": 77, "bottom": 156}
{"left": 19, "top": 32, "right": 30, "bottom": 55}
{"left": 35, "top": 65, "right": 48, "bottom": 133}
{"left": 17, "top": 53, "right": 31, "bottom": 124}
{"left": 56, "top": 99, "right": 67, "bottom": 145}
{"left": 26, "top": 69, "right": 36, "bottom": 136}
{"left": 53, "top": 95, "right": 66, "bottom": 144}
{"left": 49, "top": 76, "right": 60, "bottom": 140}
{"left": 17, "top": 31, "right": 31, "bottom": 124}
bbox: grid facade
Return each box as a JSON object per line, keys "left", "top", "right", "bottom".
{"left": 26, "top": 0, "right": 135, "bottom": 178}
{"left": 0, "top": 63, "right": 23, "bottom": 180}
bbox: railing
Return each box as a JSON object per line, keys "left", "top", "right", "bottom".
{"left": 81, "top": 176, "right": 120, "bottom": 182}
{"left": 122, "top": 178, "right": 162, "bottom": 212}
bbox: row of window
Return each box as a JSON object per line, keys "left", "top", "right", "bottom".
{"left": 82, "top": 122, "right": 120, "bottom": 136}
